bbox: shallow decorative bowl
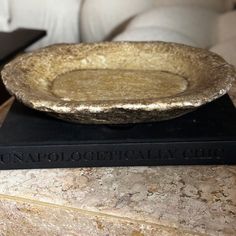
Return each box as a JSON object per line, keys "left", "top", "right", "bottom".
{"left": 1, "top": 42, "right": 235, "bottom": 124}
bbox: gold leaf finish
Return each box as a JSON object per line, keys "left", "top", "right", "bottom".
{"left": 52, "top": 69, "right": 188, "bottom": 101}
{"left": 1, "top": 42, "right": 235, "bottom": 124}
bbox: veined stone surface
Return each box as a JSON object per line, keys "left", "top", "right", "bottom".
{"left": 0, "top": 166, "right": 235, "bottom": 235}
{"left": 0, "top": 196, "right": 203, "bottom": 236}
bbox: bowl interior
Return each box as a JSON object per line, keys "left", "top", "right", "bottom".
{"left": 2, "top": 42, "right": 233, "bottom": 110}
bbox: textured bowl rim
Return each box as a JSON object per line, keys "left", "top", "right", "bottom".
{"left": 1, "top": 41, "right": 235, "bottom": 114}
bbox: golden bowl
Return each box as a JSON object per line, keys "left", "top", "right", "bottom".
{"left": 1, "top": 42, "right": 235, "bottom": 124}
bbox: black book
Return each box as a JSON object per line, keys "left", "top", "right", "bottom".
{"left": 0, "top": 95, "right": 235, "bottom": 170}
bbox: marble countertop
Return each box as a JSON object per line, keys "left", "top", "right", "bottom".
{"left": 0, "top": 84, "right": 235, "bottom": 236}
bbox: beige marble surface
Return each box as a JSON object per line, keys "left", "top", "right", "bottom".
{"left": 0, "top": 166, "right": 235, "bottom": 235}
{"left": 0, "top": 87, "right": 235, "bottom": 235}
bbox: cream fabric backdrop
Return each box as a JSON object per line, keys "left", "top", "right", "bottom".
{"left": 124, "top": 7, "right": 219, "bottom": 48}
{"left": 153, "top": 0, "right": 234, "bottom": 12}
{"left": 80, "top": 0, "right": 154, "bottom": 42}
{"left": 0, "top": 0, "right": 10, "bottom": 31}
{"left": 113, "top": 26, "right": 197, "bottom": 47}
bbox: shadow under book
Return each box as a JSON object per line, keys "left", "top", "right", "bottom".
{"left": 0, "top": 95, "right": 235, "bottom": 169}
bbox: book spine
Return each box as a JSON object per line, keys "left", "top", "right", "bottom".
{"left": 0, "top": 141, "right": 235, "bottom": 170}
